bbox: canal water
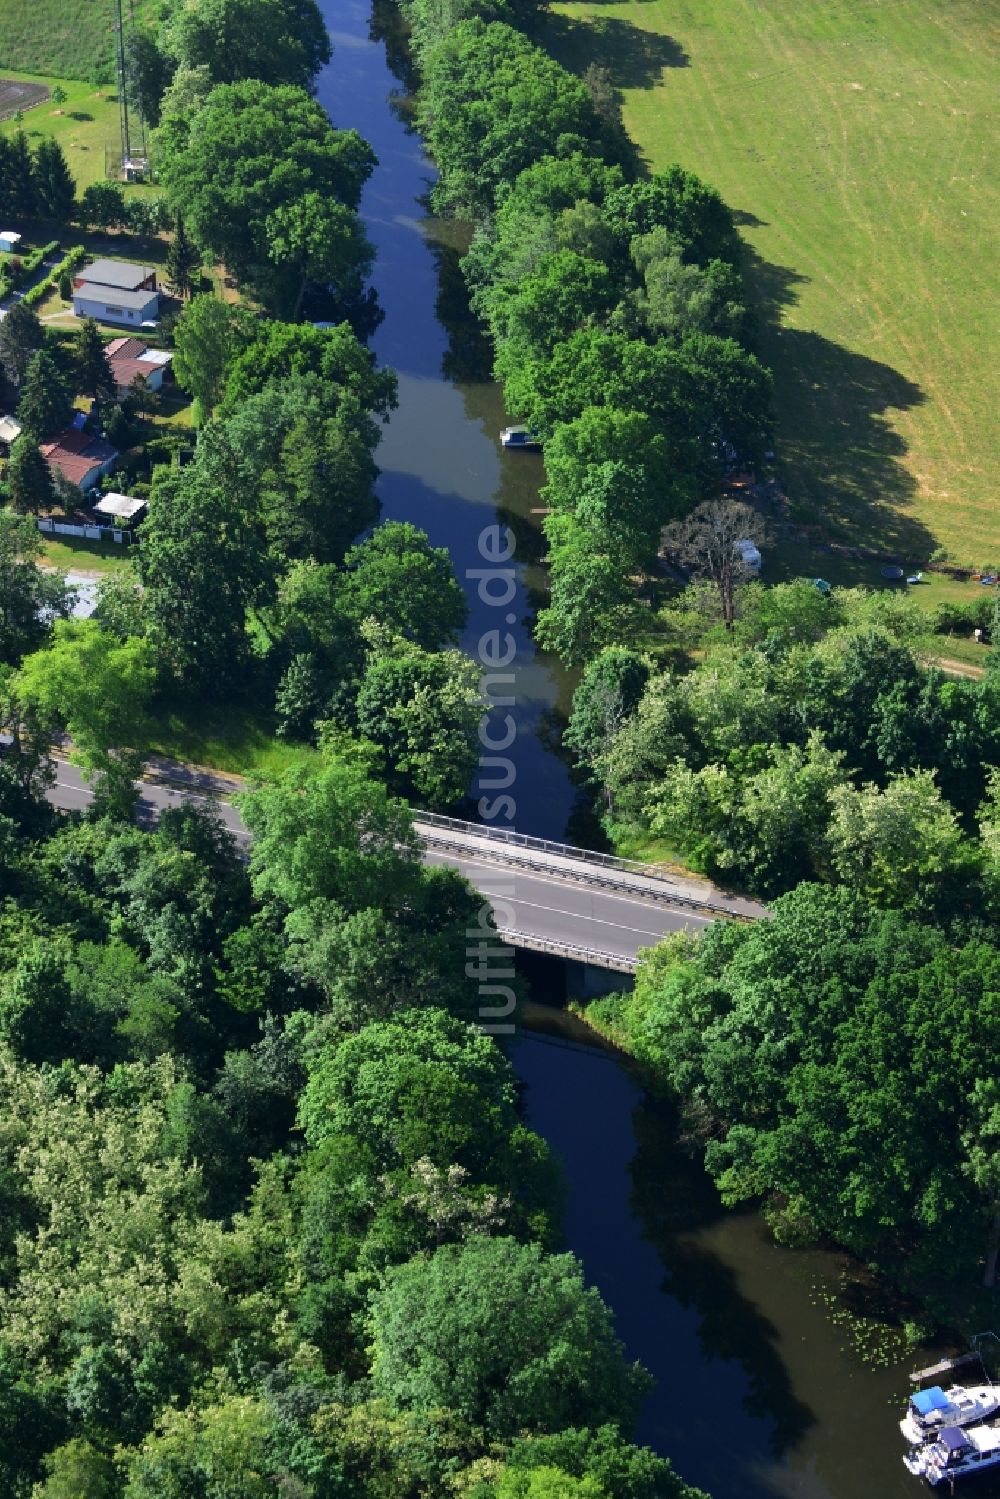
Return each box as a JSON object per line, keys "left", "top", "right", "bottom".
{"left": 316, "top": 0, "right": 577, "bottom": 839}
{"left": 313, "top": 7, "right": 975, "bottom": 1497}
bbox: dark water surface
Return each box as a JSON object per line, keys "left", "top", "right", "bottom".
{"left": 316, "top": 0, "right": 577, "bottom": 838}
{"left": 314, "top": 9, "right": 973, "bottom": 1498}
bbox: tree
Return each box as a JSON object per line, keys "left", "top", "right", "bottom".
{"left": 15, "top": 620, "right": 155, "bottom": 817}
{"left": 0, "top": 299, "right": 44, "bottom": 388}
{"left": 340, "top": 522, "right": 468, "bottom": 648}
{"left": 604, "top": 166, "right": 742, "bottom": 269}
{"left": 0, "top": 510, "right": 70, "bottom": 665}
{"left": 171, "top": 295, "right": 255, "bottom": 418}
{"left": 487, "top": 249, "right": 620, "bottom": 375}
{"left": 75, "top": 318, "right": 116, "bottom": 403}
{"left": 34, "top": 1439, "right": 118, "bottom": 1498}
{"left": 79, "top": 181, "right": 126, "bottom": 233}
{"left": 156, "top": 80, "right": 375, "bottom": 306}
{"left": 32, "top": 138, "right": 76, "bottom": 223}
{"left": 239, "top": 738, "right": 421, "bottom": 918}
{"left": 564, "top": 647, "right": 650, "bottom": 807}
{"left": 211, "top": 373, "right": 382, "bottom": 564}
{"left": 502, "top": 1427, "right": 709, "bottom": 1499}
{"left": 355, "top": 647, "right": 482, "bottom": 806}
{"left": 164, "top": 215, "right": 200, "bottom": 300}
{"left": 222, "top": 317, "right": 397, "bottom": 418}
{"left": 825, "top": 770, "right": 973, "bottom": 908}
{"left": 366, "top": 1236, "right": 648, "bottom": 1440}
{"left": 535, "top": 516, "right": 634, "bottom": 666}
{"left": 660, "top": 498, "right": 763, "bottom": 629}
{"left": 299, "top": 1007, "right": 519, "bottom": 1165}
{"left": 165, "top": 0, "right": 331, "bottom": 90}
{"left": 7, "top": 434, "right": 55, "bottom": 515}
{"left": 633, "top": 238, "right": 747, "bottom": 342}
{"left": 123, "top": 1395, "right": 276, "bottom": 1497}
{"left": 134, "top": 456, "right": 270, "bottom": 690}
{"left": 419, "top": 21, "right": 612, "bottom": 217}
{"left": 266, "top": 191, "right": 374, "bottom": 319}
{"left": 5, "top": 131, "right": 36, "bottom": 218}
{"left": 157, "top": 62, "right": 213, "bottom": 123}
{"left": 16, "top": 349, "right": 73, "bottom": 440}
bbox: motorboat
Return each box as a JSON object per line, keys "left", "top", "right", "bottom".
{"left": 500, "top": 425, "right": 541, "bottom": 451}
{"left": 901, "top": 1384, "right": 1000, "bottom": 1445}
{"left": 904, "top": 1423, "right": 1000, "bottom": 1485}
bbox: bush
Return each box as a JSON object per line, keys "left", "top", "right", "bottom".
{"left": 58, "top": 273, "right": 72, "bottom": 301}
{"left": 22, "top": 245, "right": 86, "bottom": 309}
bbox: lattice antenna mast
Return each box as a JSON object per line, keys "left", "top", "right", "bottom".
{"left": 127, "top": 0, "right": 148, "bottom": 163}
{"left": 114, "top": 0, "right": 148, "bottom": 178}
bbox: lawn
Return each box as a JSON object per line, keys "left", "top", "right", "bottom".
{"left": 548, "top": 0, "right": 999, "bottom": 563}
{"left": 0, "top": 0, "right": 157, "bottom": 83}
{"left": 41, "top": 536, "right": 133, "bottom": 574}
{"left": 0, "top": 68, "right": 133, "bottom": 189}
{"left": 147, "top": 702, "right": 320, "bottom": 781}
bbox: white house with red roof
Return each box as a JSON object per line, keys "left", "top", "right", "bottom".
{"left": 40, "top": 429, "right": 119, "bottom": 492}
{"left": 104, "top": 337, "right": 173, "bottom": 395}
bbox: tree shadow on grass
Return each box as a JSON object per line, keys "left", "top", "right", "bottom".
{"left": 545, "top": 12, "right": 688, "bottom": 90}
{"left": 741, "top": 242, "right": 933, "bottom": 561}
{"left": 762, "top": 320, "right": 931, "bottom": 559}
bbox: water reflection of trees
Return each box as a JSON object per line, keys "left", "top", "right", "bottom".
{"left": 629, "top": 1096, "right": 815, "bottom": 1463}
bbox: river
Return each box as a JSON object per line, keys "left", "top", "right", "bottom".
{"left": 313, "top": 7, "right": 974, "bottom": 1496}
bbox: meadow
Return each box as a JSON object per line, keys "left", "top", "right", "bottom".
{"left": 0, "top": 68, "right": 127, "bottom": 188}
{"left": 0, "top": 0, "right": 155, "bottom": 83}
{"left": 550, "top": 0, "right": 999, "bottom": 565}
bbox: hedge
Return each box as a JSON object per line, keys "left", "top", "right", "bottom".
{"left": 22, "top": 245, "right": 87, "bottom": 308}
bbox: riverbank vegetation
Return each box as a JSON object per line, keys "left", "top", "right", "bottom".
{"left": 567, "top": 580, "right": 1000, "bottom": 903}
{"left": 395, "top": 0, "right": 772, "bottom": 665}
{"left": 585, "top": 884, "right": 1000, "bottom": 1321}
{"left": 380, "top": 0, "right": 1000, "bottom": 1332}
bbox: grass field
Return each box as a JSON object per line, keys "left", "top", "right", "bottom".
{"left": 550, "top": 0, "right": 999, "bottom": 563}
{"left": 0, "top": 0, "right": 156, "bottom": 83}
{"left": 147, "top": 703, "right": 320, "bottom": 780}
{"left": 0, "top": 68, "right": 128, "bottom": 188}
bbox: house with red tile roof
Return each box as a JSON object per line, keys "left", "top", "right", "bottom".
{"left": 40, "top": 429, "right": 119, "bottom": 492}
{"left": 104, "top": 337, "right": 173, "bottom": 395}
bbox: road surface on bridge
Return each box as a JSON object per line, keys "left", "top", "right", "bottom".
{"left": 48, "top": 761, "right": 756, "bottom": 969}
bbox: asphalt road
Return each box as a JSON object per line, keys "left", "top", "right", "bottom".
{"left": 48, "top": 763, "right": 712, "bottom": 966}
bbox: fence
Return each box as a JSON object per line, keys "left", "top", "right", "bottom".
{"left": 37, "top": 517, "right": 134, "bottom": 546}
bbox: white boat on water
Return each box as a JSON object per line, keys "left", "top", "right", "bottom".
{"left": 901, "top": 1383, "right": 1000, "bottom": 1444}
{"left": 500, "top": 425, "right": 541, "bottom": 451}
{"left": 904, "top": 1423, "right": 1000, "bottom": 1485}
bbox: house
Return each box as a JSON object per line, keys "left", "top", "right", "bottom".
{"left": 104, "top": 336, "right": 173, "bottom": 395}
{"left": 92, "top": 491, "right": 146, "bottom": 527}
{"left": 0, "top": 414, "right": 22, "bottom": 453}
{"left": 72, "top": 258, "right": 160, "bottom": 326}
{"left": 40, "top": 429, "right": 119, "bottom": 492}
{"left": 0, "top": 231, "right": 22, "bottom": 255}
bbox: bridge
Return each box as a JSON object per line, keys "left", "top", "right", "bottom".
{"left": 48, "top": 762, "right": 766, "bottom": 972}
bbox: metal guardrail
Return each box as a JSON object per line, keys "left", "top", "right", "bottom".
{"left": 416, "top": 810, "right": 662, "bottom": 876}
{"left": 497, "top": 927, "right": 638, "bottom": 973}
{"left": 415, "top": 815, "right": 751, "bottom": 921}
